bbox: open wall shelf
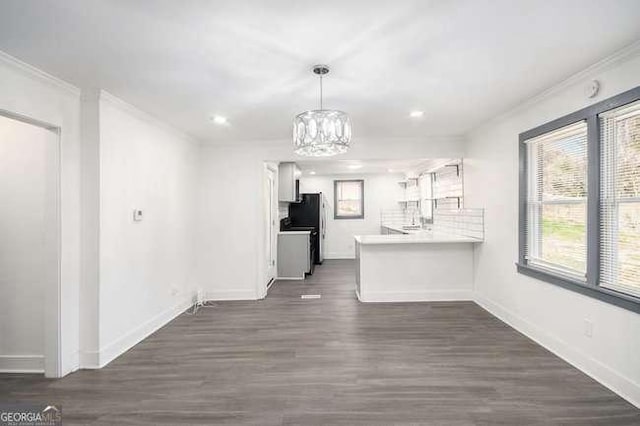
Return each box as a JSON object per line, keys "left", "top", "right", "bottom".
{"left": 434, "top": 196, "right": 462, "bottom": 209}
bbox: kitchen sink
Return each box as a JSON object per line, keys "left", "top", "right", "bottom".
{"left": 401, "top": 225, "right": 422, "bottom": 230}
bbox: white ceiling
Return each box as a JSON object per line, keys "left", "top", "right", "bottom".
{"left": 1, "top": 1, "right": 640, "bottom": 143}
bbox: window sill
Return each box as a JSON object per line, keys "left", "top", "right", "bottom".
{"left": 516, "top": 263, "right": 640, "bottom": 314}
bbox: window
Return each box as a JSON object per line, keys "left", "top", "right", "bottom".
{"left": 419, "top": 173, "right": 433, "bottom": 222}
{"left": 600, "top": 100, "right": 640, "bottom": 298}
{"left": 525, "top": 122, "right": 588, "bottom": 279}
{"left": 518, "top": 86, "right": 640, "bottom": 313}
{"left": 334, "top": 180, "right": 364, "bottom": 219}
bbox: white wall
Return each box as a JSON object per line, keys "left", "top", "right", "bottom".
{"left": 93, "top": 92, "right": 199, "bottom": 367}
{"left": 1, "top": 51, "right": 200, "bottom": 371}
{"left": 0, "top": 116, "right": 57, "bottom": 372}
{"left": 198, "top": 145, "right": 265, "bottom": 300}
{"left": 465, "top": 47, "right": 640, "bottom": 407}
{"left": 1, "top": 52, "right": 201, "bottom": 373}
{"left": 0, "top": 52, "right": 81, "bottom": 377}
{"left": 79, "top": 90, "right": 100, "bottom": 368}
{"left": 300, "top": 174, "right": 403, "bottom": 259}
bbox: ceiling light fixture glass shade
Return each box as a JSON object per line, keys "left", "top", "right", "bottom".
{"left": 293, "top": 65, "right": 351, "bottom": 157}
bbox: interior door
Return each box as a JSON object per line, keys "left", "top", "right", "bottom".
{"left": 264, "top": 167, "right": 277, "bottom": 287}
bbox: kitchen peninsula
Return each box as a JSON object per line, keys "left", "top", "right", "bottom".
{"left": 356, "top": 208, "right": 484, "bottom": 302}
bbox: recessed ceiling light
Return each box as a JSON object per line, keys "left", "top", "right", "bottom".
{"left": 387, "top": 168, "right": 395, "bottom": 173}
{"left": 409, "top": 111, "right": 424, "bottom": 118}
{"left": 210, "top": 115, "right": 229, "bottom": 125}
{"left": 348, "top": 164, "right": 363, "bottom": 170}
{"left": 309, "top": 171, "right": 316, "bottom": 175}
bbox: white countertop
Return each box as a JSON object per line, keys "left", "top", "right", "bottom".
{"left": 278, "top": 230, "right": 311, "bottom": 235}
{"left": 355, "top": 232, "right": 483, "bottom": 245}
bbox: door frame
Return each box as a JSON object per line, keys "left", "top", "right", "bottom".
{"left": 262, "top": 163, "right": 278, "bottom": 297}
{"left": 0, "top": 109, "right": 62, "bottom": 378}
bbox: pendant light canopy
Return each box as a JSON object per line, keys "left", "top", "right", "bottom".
{"left": 293, "top": 65, "right": 352, "bottom": 156}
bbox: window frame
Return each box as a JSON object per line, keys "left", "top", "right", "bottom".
{"left": 518, "top": 85, "right": 640, "bottom": 314}
{"left": 334, "top": 179, "right": 365, "bottom": 220}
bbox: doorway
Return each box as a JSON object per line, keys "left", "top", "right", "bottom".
{"left": 263, "top": 165, "right": 277, "bottom": 292}
{"left": 0, "top": 112, "right": 60, "bottom": 376}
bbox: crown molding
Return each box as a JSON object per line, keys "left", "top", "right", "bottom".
{"left": 469, "top": 39, "right": 640, "bottom": 136}
{"left": 98, "top": 90, "right": 201, "bottom": 145}
{"left": 0, "top": 50, "right": 80, "bottom": 97}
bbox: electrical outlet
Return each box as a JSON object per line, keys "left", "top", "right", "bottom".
{"left": 133, "top": 209, "right": 144, "bottom": 222}
{"left": 584, "top": 319, "right": 593, "bottom": 338}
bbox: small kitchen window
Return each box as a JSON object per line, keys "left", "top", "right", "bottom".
{"left": 334, "top": 179, "right": 364, "bottom": 219}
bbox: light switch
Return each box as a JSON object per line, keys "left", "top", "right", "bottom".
{"left": 133, "top": 209, "right": 143, "bottom": 222}
{"left": 584, "top": 319, "right": 593, "bottom": 338}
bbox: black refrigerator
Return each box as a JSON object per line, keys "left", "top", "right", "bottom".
{"left": 288, "top": 193, "right": 326, "bottom": 264}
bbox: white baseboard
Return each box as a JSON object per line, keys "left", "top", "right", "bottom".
{"left": 474, "top": 295, "right": 640, "bottom": 409}
{"left": 204, "top": 289, "right": 257, "bottom": 301}
{"left": 90, "top": 297, "right": 192, "bottom": 369}
{"left": 0, "top": 355, "right": 44, "bottom": 373}
{"left": 359, "top": 289, "right": 474, "bottom": 303}
{"left": 63, "top": 350, "right": 80, "bottom": 376}
{"left": 79, "top": 350, "right": 100, "bottom": 369}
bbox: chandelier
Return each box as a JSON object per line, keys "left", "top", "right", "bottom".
{"left": 293, "top": 65, "right": 352, "bottom": 156}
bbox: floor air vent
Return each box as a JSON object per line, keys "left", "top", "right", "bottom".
{"left": 301, "top": 294, "right": 321, "bottom": 299}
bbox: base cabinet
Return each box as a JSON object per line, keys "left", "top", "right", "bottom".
{"left": 277, "top": 232, "right": 311, "bottom": 279}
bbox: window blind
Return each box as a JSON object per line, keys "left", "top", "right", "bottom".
{"left": 600, "top": 100, "right": 640, "bottom": 297}
{"left": 419, "top": 173, "right": 433, "bottom": 220}
{"left": 525, "top": 121, "right": 588, "bottom": 279}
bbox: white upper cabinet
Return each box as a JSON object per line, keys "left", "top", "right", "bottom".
{"left": 278, "top": 162, "right": 301, "bottom": 202}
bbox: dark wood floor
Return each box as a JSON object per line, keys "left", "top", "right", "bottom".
{"left": 1, "top": 260, "right": 639, "bottom": 425}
